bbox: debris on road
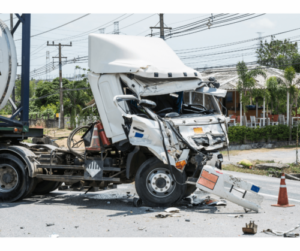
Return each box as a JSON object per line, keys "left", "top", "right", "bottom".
{"left": 262, "top": 223, "right": 300, "bottom": 237}
{"left": 75, "top": 226, "right": 79, "bottom": 229}
{"left": 207, "top": 200, "right": 227, "bottom": 207}
{"left": 145, "top": 208, "right": 155, "bottom": 212}
{"left": 156, "top": 214, "right": 169, "bottom": 218}
{"left": 46, "top": 223, "right": 55, "bottom": 227}
{"left": 283, "top": 233, "right": 299, "bottom": 238}
{"left": 138, "top": 226, "right": 146, "bottom": 230}
{"left": 228, "top": 215, "right": 244, "bottom": 218}
{"left": 133, "top": 198, "right": 142, "bottom": 207}
{"left": 242, "top": 221, "right": 257, "bottom": 234}
{"left": 165, "top": 207, "right": 180, "bottom": 213}
{"left": 185, "top": 219, "right": 190, "bottom": 222}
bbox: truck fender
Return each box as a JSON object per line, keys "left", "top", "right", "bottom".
{"left": 125, "top": 146, "right": 147, "bottom": 179}
{"left": 0, "top": 145, "right": 38, "bottom": 177}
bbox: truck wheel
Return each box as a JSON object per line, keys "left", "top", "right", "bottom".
{"left": 135, "top": 157, "right": 186, "bottom": 207}
{"left": 33, "top": 181, "right": 62, "bottom": 195}
{"left": 0, "top": 153, "right": 31, "bottom": 202}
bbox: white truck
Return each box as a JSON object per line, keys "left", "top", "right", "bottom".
{"left": 0, "top": 20, "right": 263, "bottom": 211}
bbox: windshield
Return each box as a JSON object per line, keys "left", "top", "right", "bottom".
{"left": 183, "top": 91, "right": 221, "bottom": 114}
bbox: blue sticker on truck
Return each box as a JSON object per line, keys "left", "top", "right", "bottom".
{"left": 135, "top": 132, "right": 144, "bottom": 138}
{"left": 251, "top": 185, "right": 260, "bottom": 193}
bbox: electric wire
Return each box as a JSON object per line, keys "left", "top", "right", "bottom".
{"left": 14, "top": 14, "right": 91, "bottom": 41}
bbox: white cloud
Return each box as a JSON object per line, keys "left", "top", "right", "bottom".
{"left": 249, "top": 18, "right": 275, "bottom": 29}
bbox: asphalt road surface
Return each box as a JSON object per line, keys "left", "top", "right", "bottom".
{"left": 0, "top": 172, "right": 299, "bottom": 237}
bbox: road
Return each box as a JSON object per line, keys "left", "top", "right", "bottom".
{"left": 0, "top": 172, "right": 299, "bottom": 237}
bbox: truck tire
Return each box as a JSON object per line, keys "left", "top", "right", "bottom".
{"left": 0, "top": 153, "right": 33, "bottom": 202}
{"left": 135, "top": 157, "right": 186, "bottom": 207}
{"left": 33, "top": 181, "right": 62, "bottom": 195}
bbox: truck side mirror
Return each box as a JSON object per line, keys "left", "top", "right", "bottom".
{"left": 139, "top": 99, "right": 156, "bottom": 109}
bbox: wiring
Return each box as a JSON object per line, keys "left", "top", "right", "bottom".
{"left": 14, "top": 14, "right": 91, "bottom": 41}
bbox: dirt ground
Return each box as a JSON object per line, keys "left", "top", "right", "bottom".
{"left": 43, "top": 128, "right": 83, "bottom": 147}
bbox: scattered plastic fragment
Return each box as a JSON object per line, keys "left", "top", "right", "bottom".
{"left": 138, "top": 226, "right": 146, "bottom": 230}
{"left": 228, "top": 215, "right": 244, "bottom": 218}
{"left": 46, "top": 223, "right": 55, "bottom": 227}
{"left": 146, "top": 208, "right": 155, "bottom": 212}
{"left": 262, "top": 223, "right": 300, "bottom": 236}
{"left": 185, "top": 219, "right": 190, "bottom": 222}
{"left": 284, "top": 233, "right": 299, "bottom": 238}
{"left": 165, "top": 207, "right": 180, "bottom": 213}
{"left": 155, "top": 214, "right": 170, "bottom": 218}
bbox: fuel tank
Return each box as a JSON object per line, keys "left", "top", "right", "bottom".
{"left": 0, "top": 19, "right": 17, "bottom": 111}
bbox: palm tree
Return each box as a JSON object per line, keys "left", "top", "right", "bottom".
{"left": 276, "top": 66, "right": 300, "bottom": 141}
{"left": 64, "top": 80, "right": 90, "bottom": 128}
{"left": 236, "top": 61, "right": 267, "bottom": 125}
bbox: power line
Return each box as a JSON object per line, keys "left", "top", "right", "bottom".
{"left": 167, "top": 14, "right": 265, "bottom": 39}
{"left": 54, "top": 14, "right": 133, "bottom": 42}
{"left": 14, "top": 14, "right": 91, "bottom": 42}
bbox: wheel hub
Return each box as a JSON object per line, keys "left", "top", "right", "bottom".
{"left": 147, "top": 168, "right": 175, "bottom": 198}
{"left": 2, "top": 173, "right": 14, "bottom": 183}
{"left": 0, "top": 164, "right": 19, "bottom": 192}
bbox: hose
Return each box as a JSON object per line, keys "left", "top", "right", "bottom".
{"left": 67, "top": 124, "right": 92, "bottom": 160}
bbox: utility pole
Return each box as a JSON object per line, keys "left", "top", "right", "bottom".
{"left": 150, "top": 14, "right": 172, "bottom": 40}
{"left": 47, "top": 41, "right": 72, "bottom": 129}
{"left": 10, "top": 14, "right": 16, "bottom": 103}
{"left": 114, "top": 22, "right": 119, "bottom": 35}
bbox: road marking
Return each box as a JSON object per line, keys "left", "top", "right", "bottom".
{"left": 259, "top": 192, "right": 300, "bottom": 203}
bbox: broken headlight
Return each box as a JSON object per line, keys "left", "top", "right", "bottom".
{"left": 193, "top": 137, "right": 209, "bottom": 147}
{"left": 212, "top": 135, "right": 226, "bottom": 145}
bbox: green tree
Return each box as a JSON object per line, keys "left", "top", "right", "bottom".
{"left": 236, "top": 61, "right": 267, "bottom": 124}
{"left": 257, "top": 39, "right": 300, "bottom": 72}
{"left": 63, "top": 79, "right": 91, "bottom": 128}
{"left": 276, "top": 66, "right": 300, "bottom": 141}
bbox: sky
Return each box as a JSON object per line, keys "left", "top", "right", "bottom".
{"left": 1, "top": 13, "right": 300, "bottom": 80}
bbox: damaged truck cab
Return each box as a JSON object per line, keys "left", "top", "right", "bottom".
{"left": 87, "top": 34, "right": 229, "bottom": 206}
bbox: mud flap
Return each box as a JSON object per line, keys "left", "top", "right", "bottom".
{"left": 196, "top": 165, "right": 263, "bottom": 212}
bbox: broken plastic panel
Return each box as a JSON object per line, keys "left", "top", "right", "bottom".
{"left": 196, "top": 165, "right": 264, "bottom": 212}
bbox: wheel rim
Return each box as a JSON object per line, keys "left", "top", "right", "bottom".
{"left": 146, "top": 167, "right": 176, "bottom": 198}
{"left": 0, "top": 164, "right": 19, "bottom": 193}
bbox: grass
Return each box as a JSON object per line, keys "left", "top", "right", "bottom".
{"left": 223, "top": 160, "right": 300, "bottom": 177}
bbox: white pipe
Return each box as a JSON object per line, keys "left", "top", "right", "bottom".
{"left": 240, "top": 92, "right": 242, "bottom": 126}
